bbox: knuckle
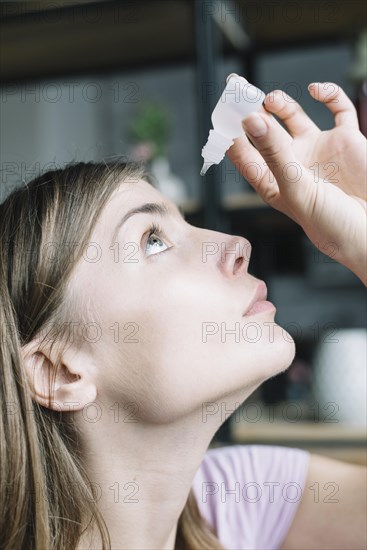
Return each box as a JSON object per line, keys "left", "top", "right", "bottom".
{"left": 260, "top": 142, "right": 282, "bottom": 163}
{"left": 265, "top": 89, "right": 283, "bottom": 105}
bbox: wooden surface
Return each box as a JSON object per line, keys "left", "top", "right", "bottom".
{"left": 181, "top": 192, "right": 268, "bottom": 214}
{"left": 223, "top": 192, "right": 268, "bottom": 210}
{"left": 0, "top": 1, "right": 197, "bottom": 82}
{"left": 234, "top": 0, "right": 366, "bottom": 46}
{"left": 230, "top": 407, "right": 367, "bottom": 466}
{"left": 1, "top": 0, "right": 366, "bottom": 82}
{"left": 231, "top": 418, "right": 367, "bottom": 442}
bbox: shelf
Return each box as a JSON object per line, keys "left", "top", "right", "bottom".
{"left": 223, "top": 192, "right": 269, "bottom": 210}
{"left": 0, "top": 0, "right": 198, "bottom": 82}
{"left": 180, "top": 197, "right": 201, "bottom": 215}
{"left": 181, "top": 192, "right": 269, "bottom": 216}
{"left": 235, "top": 0, "right": 365, "bottom": 47}
{"left": 230, "top": 401, "right": 367, "bottom": 465}
{"left": 1, "top": 0, "right": 365, "bottom": 82}
{"left": 231, "top": 418, "right": 367, "bottom": 444}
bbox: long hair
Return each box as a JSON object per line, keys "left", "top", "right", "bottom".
{"left": 0, "top": 161, "right": 225, "bottom": 549}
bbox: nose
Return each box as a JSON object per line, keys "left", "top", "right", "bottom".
{"left": 203, "top": 231, "right": 251, "bottom": 277}
{"left": 216, "top": 234, "right": 252, "bottom": 277}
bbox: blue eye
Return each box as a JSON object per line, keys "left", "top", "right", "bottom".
{"left": 145, "top": 223, "right": 169, "bottom": 257}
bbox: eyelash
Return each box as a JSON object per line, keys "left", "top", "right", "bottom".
{"left": 144, "top": 222, "right": 168, "bottom": 256}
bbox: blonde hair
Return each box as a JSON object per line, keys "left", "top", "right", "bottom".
{"left": 0, "top": 161, "right": 225, "bottom": 549}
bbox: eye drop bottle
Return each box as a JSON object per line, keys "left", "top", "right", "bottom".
{"left": 200, "top": 73, "right": 265, "bottom": 176}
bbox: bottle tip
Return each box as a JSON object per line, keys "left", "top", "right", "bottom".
{"left": 200, "top": 161, "right": 211, "bottom": 176}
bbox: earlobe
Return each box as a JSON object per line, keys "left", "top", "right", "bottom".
{"left": 22, "top": 341, "right": 97, "bottom": 412}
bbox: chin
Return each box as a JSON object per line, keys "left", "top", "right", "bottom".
{"left": 274, "top": 336, "right": 296, "bottom": 375}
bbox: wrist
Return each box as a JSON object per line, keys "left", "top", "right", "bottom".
{"left": 342, "top": 250, "right": 367, "bottom": 286}
{"left": 339, "top": 206, "right": 367, "bottom": 285}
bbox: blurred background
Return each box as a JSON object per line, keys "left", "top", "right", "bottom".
{"left": 1, "top": 0, "right": 366, "bottom": 463}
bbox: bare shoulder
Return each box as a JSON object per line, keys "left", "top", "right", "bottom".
{"left": 280, "top": 453, "right": 367, "bottom": 549}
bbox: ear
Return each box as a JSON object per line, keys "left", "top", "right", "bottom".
{"left": 22, "top": 340, "right": 97, "bottom": 412}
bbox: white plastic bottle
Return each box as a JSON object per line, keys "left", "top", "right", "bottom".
{"left": 200, "top": 73, "right": 266, "bottom": 176}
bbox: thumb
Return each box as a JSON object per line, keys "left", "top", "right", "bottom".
{"left": 242, "top": 112, "right": 317, "bottom": 212}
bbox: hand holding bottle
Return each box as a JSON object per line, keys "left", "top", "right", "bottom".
{"left": 226, "top": 82, "right": 367, "bottom": 285}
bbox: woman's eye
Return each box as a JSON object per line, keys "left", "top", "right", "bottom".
{"left": 145, "top": 228, "right": 169, "bottom": 257}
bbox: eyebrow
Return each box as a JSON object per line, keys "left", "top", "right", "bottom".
{"left": 110, "top": 201, "right": 185, "bottom": 245}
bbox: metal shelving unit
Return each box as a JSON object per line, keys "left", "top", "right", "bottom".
{"left": 2, "top": 0, "right": 365, "bottom": 230}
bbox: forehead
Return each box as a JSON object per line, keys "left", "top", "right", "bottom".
{"left": 101, "top": 178, "right": 162, "bottom": 219}
{"left": 111, "top": 177, "right": 162, "bottom": 206}
{"left": 97, "top": 177, "right": 174, "bottom": 239}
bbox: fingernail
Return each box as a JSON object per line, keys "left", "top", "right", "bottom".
{"left": 308, "top": 82, "right": 320, "bottom": 90}
{"left": 242, "top": 113, "right": 267, "bottom": 137}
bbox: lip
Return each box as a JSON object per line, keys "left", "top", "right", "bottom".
{"left": 242, "top": 281, "right": 270, "bottom": 316}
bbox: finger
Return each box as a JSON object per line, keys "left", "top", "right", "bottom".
{"left": 241, "top": 111, "right": 317, "bottom": 213}
{"left": 258, "top": 103, "right": 294, "bottom": 144}
{"left": 308, "top": 82, "right": 359, "bottom": 128}
{"left": 227, "top": 133, "right": 279, "bottom": 198}
{"left": 263, "top": 89, "right": 319, "bottom": 137}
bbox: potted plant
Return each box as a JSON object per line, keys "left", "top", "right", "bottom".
{"left": 129, "top": 102, "right": 171, "bottom": 161}
{"left": 128, "top": 101, "right": 188, "bottom": 205}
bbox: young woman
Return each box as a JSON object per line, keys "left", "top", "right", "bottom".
{"left": 0, "top": 82, "right": 366, "bottom": 549}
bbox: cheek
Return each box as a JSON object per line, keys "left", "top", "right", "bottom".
{"left": 92, "top": 268, "right": 295, "bottom": 423}
{"left": 125, "top": 305, "right": 289, "bottom": 419}
{"left": 94, "top": 272, "right": 227, "bottom": 421}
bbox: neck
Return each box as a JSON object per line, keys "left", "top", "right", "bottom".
{"left": 75, "top": 383, "right": 257, "bottom": 549}
{"left": 76, "top": 406, "right": 220, "bottom": 549}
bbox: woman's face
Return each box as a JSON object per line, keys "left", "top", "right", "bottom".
{"left": 70, "top": 178, "right": 295, "bottom": 424}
